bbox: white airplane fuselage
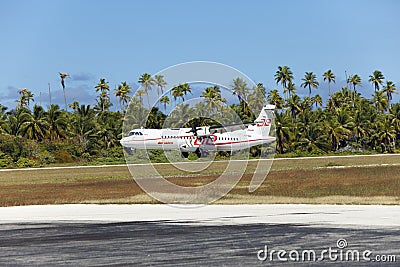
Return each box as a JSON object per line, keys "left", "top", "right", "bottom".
{"left": 120, "top": 105, "right": 276, "bottom": 155}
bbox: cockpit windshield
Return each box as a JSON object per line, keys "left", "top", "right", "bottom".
{"left": 128, "top": 131, "right": 143, "bottom": 136}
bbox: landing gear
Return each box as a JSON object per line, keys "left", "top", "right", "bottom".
{"left": 124, "top": 147, "right": 136, "bottom": 155}
{"left": 195, "top": 148, "right": 209, "bottom": 158}
{"left": 181, "top": 151, "right": 189, "bottom": 158}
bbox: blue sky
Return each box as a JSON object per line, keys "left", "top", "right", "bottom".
{"left": 1, "top": 0, "right": 399, "bottom": 109}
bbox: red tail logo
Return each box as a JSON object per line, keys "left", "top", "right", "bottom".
{"left": 256, "top": 118, "right": 271, "bottom": 127}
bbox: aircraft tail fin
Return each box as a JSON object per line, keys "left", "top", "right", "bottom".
{"left": 253, "top": 104, "right": 275, "bottom": 137}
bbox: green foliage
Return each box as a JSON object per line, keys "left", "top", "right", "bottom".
{"left": 16, "top": 157, "right": 37, "bottom": 168}
{"left": 0, "top": 151, "right": 13, "bottom": 167}
{"left": 187, "top": 153, "right": 199, "bottom": 161}
{"left": 38, "top": 150, "right": 55, "bottom": 165}
{"left": 149, "top": 150, "right": 169, "bottom": 163}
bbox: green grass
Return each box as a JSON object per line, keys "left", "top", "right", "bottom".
{"left": 1, "top": 154, "right": 400, "bottom": 206}
{"left": 2, "top": 154, "right": 400, "bottom": 185}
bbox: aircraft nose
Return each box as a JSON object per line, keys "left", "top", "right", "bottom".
{"left": 120, "top": 137, "right": 129, "bottom": 146}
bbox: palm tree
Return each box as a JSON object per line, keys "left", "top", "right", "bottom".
{"left": 68, "top": 100, "right": 80, "bottom": 111}
{"left": 202, "top": 85, "right": 226, "bottom": 111}
{"left": 145, "top": 107, "right": 165, "bottom": 129}
{"left": 154, "top": 75, "right": 167, "bottom": 98}
{"left": 20, "top": 105, "right": 48, "bottom": 140}
{"left": 267, "top": 89, "right": 284, "bottom": 109}
{"left": 285, "top": 94, "right": 301, "bottom": 123}
{"left": 95, "top": 78, "right": 110, "bottom": 112}
{"left": 312, "top": 94, "right": 323, "bottom": 108}
{"left": 297, "top": 122, "right": 330, "bottom": 154}
{"left": 46, "top": 104, "right": 67, "bottom": 140}
{"left": 115, "top": 81, "right": 131, "bottom": 111}
{"left": 136, "top": 89, "right": 146, "bottom": 107}
{"left": 348, "top": 74, "right": 362, "bottom": 93}
{"left": 373, "top": 91, "right": 388, "bottom": 113}
{"left": 300, "top": 96, "right": 313, "bottom": 111}
{"left": 120, "top": 83, "right": 131, "bottom": 111}
{"left": 323, "top": 69, "right": 336, "bottom": 95}
{"left": 301, "top": 72, "right": 319, "bottom": 97}
{"left": 71, "top": 104, "right": 97, "bottom": 146}
{"left": 138, "top": 73, "right": 156, "bottom": 107}
{"left": 286, "top": 81, "right": 296, "bottom": 97}
{"left": 180, "top": 83, "right": 191, "bottom": 102}
{"left": 326, "top": 98, "right": 336, "bottom": 112}
{"left": 352, "top": 109, "right": 369, "bottom": 145}
{"left": 274, "top": 66, "right": 294, "bottom": 99}
{"left": 375, "top": 118, "right": 396, "bottom": 152}
{"left": 333, "top": 87, "right": 352, "bottom": 108}
{"left": 171, "top": 84, "right": 183, "bottom": 105}
{"left": 368, "top": 70, "right": 385, "bottom": 95}
{"left": 324, "top": 119, "right": 350, "bottom": 151}
{"left": 17, "top": 88, "right": 34, "bottom": 109}
{"left": 17, "top": 88, "right": 28, "bottom": 109}
{"left": 0, "top": 104, "right": 8, "bottom": 133}
{"left": 335, "top": 107, "right": 355, "bottom": 131}
{"left": 348, "top": 74, "right": 362, "bottom": 107}
{"left": 114, "top": 84, "right": 122, "bottom": 112}
{"left": 168, "top": 104, "right": 193, "bottom": 128}
{"left": 275, "top": 112, "right": 291, "bottom": 153}
{"left": 159, "top": 95, "right": 170, "bottom": 113}
{"left": 25, "top": 91, "right": 34, "bottom": 108}
{"left": 59, "top": 72, "right": 70, "bottom": 110}
{"left": 232, "top": 77, "right": 249, "bottom": 102}
{"left": 6, "top": 108, "right": 31, "bottom": 136}
{"left": 382, "top": 81, "right": 397, "bottom": 109}
{"left": 389, "top": 104, "right": 400, "bottom": 134}
{"left": 247, "top": 83, "right": 267, "bottom": 111}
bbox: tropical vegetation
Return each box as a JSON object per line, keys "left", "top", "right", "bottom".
{"left": 0, "top": 68, "right": 399, "bottom": 168}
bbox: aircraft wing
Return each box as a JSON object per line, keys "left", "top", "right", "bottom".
{"left": 209, "top": 122, "right": 254, "bottom": 132}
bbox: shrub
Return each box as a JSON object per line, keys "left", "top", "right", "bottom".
{"left": 187, "top": 153, "right": 198, "bottom": 161}
{"left": 16, "top": 157, "right": 37, "bottom": 168}
{"left": 80, "top": 152, "right": 92, "bottom": 161}
{"left": 104, "top": 147, "right": 124, "bottom": 158}
{"left": 54, "top": 150, "right": 74, "bottom": 163}
{"left": 38, "top": 150, "right": 56, "bottom": 165}
{"left": 0, "top": 152, "right": 13, "bottom": 168}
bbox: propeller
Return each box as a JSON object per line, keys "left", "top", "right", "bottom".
{"left": 186, "top": 122, "right": 200, "bottom": 137}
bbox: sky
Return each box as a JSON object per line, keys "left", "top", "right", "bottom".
{"left": 1, "top": 0, "right": 399, "bottom": 109}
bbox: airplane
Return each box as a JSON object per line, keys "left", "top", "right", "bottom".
{"left": 120, "top": 104, "right": 276, "bottom": 158}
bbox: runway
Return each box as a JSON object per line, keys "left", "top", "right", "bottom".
{"left": 0, "top": 205, "right": 399, "bottom": 266}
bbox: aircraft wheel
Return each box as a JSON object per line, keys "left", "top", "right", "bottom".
{"left": 124, "top": 147, "right": 135, "bottom": 155}
{"left": 196, "top": 148, "right": 209, "bottom": 158}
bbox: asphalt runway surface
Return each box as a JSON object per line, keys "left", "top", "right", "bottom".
{"left": 0, "top": 205, "right": 399, "bottom": 266}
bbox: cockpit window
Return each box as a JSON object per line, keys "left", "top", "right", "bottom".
{"left": 128, "top": 132, "right": 143, "bottom": 136}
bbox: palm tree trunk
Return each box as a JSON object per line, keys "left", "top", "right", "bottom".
{"left": 48, "top": 83, "right": 52, "bottom": 105}
{"left": 63, "top": 88, "right": 67, "bottom": 111}
{"left": 328, "top": 82, "right": 331, "bottom": 96}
